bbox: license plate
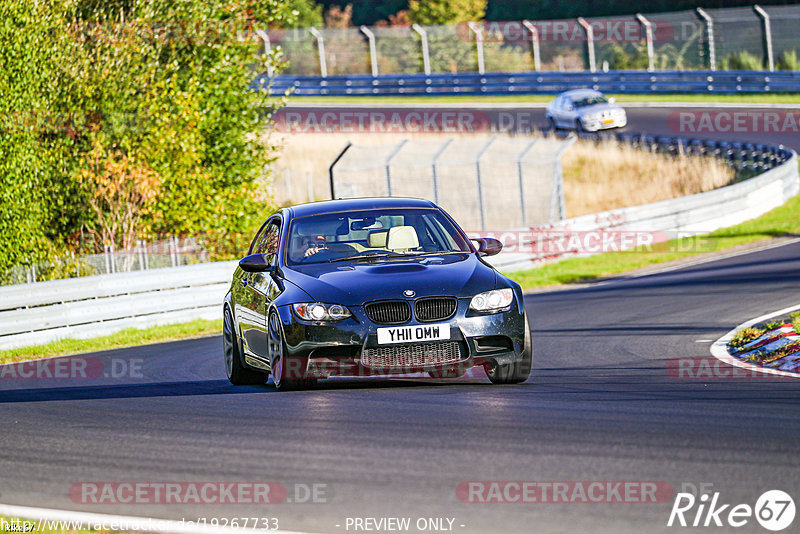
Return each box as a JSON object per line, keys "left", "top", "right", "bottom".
{"left": 602, "top": 119, "right": 614, "bottom": 125}
{"left": 377, "top": 324, "right": 450, "bottom": 345}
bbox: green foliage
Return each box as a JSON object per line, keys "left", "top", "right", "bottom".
{"left": 285, "top": 0, "right": 324, "bottom": 28}
{"left": 721, "top": 50, "right": 763, "bottom": 71}
{"left": 776, "top": 50, "right": 800, "bottom": 71}
{"left": 1, "top": 0, "right": 292, "bottom": 279}
{"left": 409, "top": 0, "right": 486, "bottom": 25}
{"left": 728, "top": 327, "right": 764, "bottom": 349}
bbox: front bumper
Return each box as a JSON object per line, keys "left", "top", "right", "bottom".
{"left": 583, "top": 116, "right": 627, "bottom": 132}
{"left": 276, "top": 298, "right": 527, "bottom": 379}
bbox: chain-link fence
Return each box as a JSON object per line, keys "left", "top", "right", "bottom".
{"left": 269, "top": 4, "right": 800, "bottom": 76}
{"left": 330, "top": 136, "right": 576, "bottom": 231}
{"left": 2, "top": 237, "right": 211, "bottom": 286}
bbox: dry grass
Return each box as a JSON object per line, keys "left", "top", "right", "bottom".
{"left": 562, "top": 140, "right": 734, "bottom": 217}
{"left": 266, "top": 132, "right": 735, "bottom": 217}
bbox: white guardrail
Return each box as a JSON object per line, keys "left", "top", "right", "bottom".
{"left": 0, "top": 150, "right": 797, "bottom": 350}
{"left": 0, "top": 261, "right": 236, "bottom": 350}
{"left": 488, "top": 150, "right": 800, "bottom": 272}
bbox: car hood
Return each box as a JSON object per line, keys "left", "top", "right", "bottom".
{"left": 578, "top": 103, "right": 622, "bottom": 116}
{"left": 282, "top": 254, "right": 496, "bottom": 305}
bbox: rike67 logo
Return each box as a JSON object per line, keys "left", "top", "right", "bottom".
{"left": 668, "top": 490, "right": 795, "bottom": 531}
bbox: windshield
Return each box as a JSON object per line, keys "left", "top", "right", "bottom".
{"left": 573, "top": 95, "right": 608, "bottom": 108}
{"left": 286, "top": 208, "right": 471, "bottom": 265}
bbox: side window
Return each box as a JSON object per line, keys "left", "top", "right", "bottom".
{"left": 256, "top": 222, "right": 281, "bottom": 256}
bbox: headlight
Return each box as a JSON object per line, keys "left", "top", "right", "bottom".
{"left": 292, "top": 303, "right": 352, "bottom": 322}
{"left": 469, "top": 288, "right": 514, "bottom": 313}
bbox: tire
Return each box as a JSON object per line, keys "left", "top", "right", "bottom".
{"left": 224, "top": 306, "right": 267, "bottom": 386}
{"left": 575, "top": 119, "right": 586, "bottom": 133}
{"left": 268, "top": 311, "right": 314, "bottom": 391}
{"left": 486, "top": 312, "right": 532, "bottom": 385}
{"left": 547, "top": 116, "right": 558, "bottom": 131}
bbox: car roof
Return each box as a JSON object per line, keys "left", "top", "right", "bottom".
{"left": 560, "top": 89, "right": 603, "bottom": 99}
{"left": 285, "top": 197, "right": 437, "bottom": 218}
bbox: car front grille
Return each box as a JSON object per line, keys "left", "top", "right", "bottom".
{"left": 361, "top": 341, "right": 464, "bottom": 369}
{"left": 415, "top": 297, "right": 457, "bottom": 322}
{"left": 365, "top": 301, "right": 411, "bottom": 325}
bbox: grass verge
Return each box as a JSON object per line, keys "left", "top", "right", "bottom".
{"left": 508, "top": 178, "right": 800, "bottom": 289}
{"left": 0, "top": 319, "right": 221, "bottom": 365}
{"left": 291, "top": 93, "right": 800, "bottom": 105}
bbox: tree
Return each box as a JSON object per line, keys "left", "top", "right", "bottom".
{"left": 409, "top": 0, "right": 486, "bottom": 25}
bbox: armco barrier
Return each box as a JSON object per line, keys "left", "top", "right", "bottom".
{"left": 262, "top": 70, "right": 800, "bottom": 97}
{"left": 0, "top": 261, "right": 236, "bottom": 350}
{"left": 486, "top": 143, "right": 799, "bottom": 272}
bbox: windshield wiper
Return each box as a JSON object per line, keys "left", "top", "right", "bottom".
{"left": 398, "top": 251, "right": 466, "bottom": 257}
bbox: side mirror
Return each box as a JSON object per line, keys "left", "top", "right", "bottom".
{"left": 472, "top": 238, "right": 503, "bottom": 257}
{"left": 608, "top": 97, "right": 616, "bottom": 104}
{"left": 239, "top": 254, "right": 275, "bottom": 273}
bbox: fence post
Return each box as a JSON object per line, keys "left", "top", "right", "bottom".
{"left": 384, "top": 140, "right": 408, "bottom": 196}
{"left": 696, "top": 8, "right": 716, "bottom": 71}
{"left": 30, "top": 264, "right": 36, "bottom": 283}
{"left": 255, "top": 29, "right": 275, "bottom": 77}
{"left": 411, "top": 24, "right": 431, "bottom": 76}
{"left": 137, "top": 240, "right": 145, "bottom": 271}
{"left": 309, "top": 27, "right": 328, "bottom": 77}
{"left": 577, "top": 18, "right": 596, "bottom": 73}
{"left": 467, "top": 22, "right": 485, "bottom": 75}
{"left": 360, "top": 26, "right": 379, "bottom": 77}
{"left": 329, "top": 142, "right": 353, "bottom": 199}
{"left": 516, "top": 139, "right": 538, "bottom": 227}
{"left": 431, "top": 139, "right": 453, "bottom": 205}
{"left": 635, "top": 14, "right": 655, "bottom": 72}
{"left": 169, "top": 237, "right": 177, "bottom": 267}
{"left": 475, "top": 137, "right": 497, "bottom": 231}
{"left": 753, "top": 5, "right": 775, "bottom": 72}
{"left": 551, "top": 136, "right": 576, "bottom": 223}
{"left": 522, "top": 21, "right": 541, "bottom": 72}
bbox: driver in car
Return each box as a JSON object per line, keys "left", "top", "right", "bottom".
{"left": 303, "top": 235, "right": 328, "bottom": 258}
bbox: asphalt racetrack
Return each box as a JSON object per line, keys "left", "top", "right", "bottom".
{"left": 2, "top": 238, "right": 800, "bottom": 533}
{"left": 1, "top": 104, "right": 799, "bottom": 533}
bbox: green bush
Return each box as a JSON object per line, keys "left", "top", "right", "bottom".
{"left": 0, "top": 0, "right": 294, "bottom": 276}
{"left": 776, "top": 50, "right": 800, "bottom": 71}
{"left": 721, "top": 50, "right": 763, "bottom": 71}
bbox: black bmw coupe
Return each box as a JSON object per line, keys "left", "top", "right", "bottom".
{"left": 223, "top": 197, "right": 532, "bottom": 390}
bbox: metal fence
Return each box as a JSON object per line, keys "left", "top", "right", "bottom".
{"left": 330, "top": 136, "right": 576, "bottom": 231}
{"left": 261, "top": 5, "right": 800, "bottom": 77}
{"left": 2, "top": 237, "right": 211, "bottom": 286}
{"left": 0, "top": 262, "right": 234, "bottom": 350}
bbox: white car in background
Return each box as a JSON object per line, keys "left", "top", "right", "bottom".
{"left": 545, "top": 89, "right": 627, "bottom": 132}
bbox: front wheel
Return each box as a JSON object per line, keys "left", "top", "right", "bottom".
{"left": 268, "top": 311, "right": 314, "bottom": 391}
{"left": 224, "top": 307, "right": 267, "bottom": 385}
{"left": 487, "top": 312, "right": 532, "bottom": 385}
